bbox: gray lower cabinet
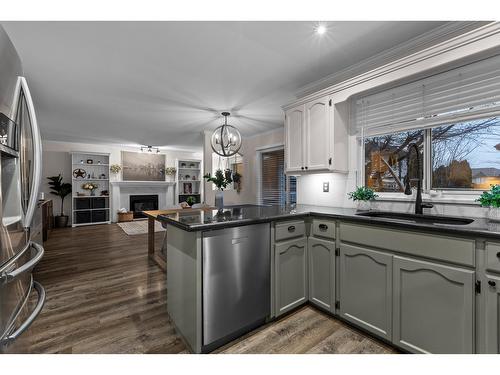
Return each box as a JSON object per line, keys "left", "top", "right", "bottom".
{"left": 393, "top": 256, "right": 475, "bottom": 353}
{"left": 308, "top": 237, "right": 335, "bottom": 312}
{"left": 485, "top": 274, "right": 500, "bottom": 353}
{"left": 339, "top": 243, "right": 393, "bottom": 341}
{"left": 275, "top": 237, "right": 308, "bottom": 316}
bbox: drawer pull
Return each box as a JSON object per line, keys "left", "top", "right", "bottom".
{"left": 497, "top": 252, "right": 500, "bottom": 258}
{"left": 287, "top": 226, "right": 296, "bottom": 232}
{"left": 489, "top": 280, "right": 497, "bottom": 287}
{"left": 318, "top": 224, "right": 328, "bottom": 231}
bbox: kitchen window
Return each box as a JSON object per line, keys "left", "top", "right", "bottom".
{"left": 363, "top": 117, "right": 500, "bottom": 193}
{"left": 355, "top": 53, "right": 500, "bottom": 195}
{"left": 431, "top": 118, "right": 500, "bottom": 190}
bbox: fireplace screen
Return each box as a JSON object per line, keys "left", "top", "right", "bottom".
{"left": 129, "top": 194, "right": 159, "bottom": 218}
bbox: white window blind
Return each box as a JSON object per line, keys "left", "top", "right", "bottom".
{"left": 353, "top": 54, "right": 500, "bottom": 136}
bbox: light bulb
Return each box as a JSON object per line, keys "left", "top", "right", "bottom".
{"left": 316, "top": 25, "right": 327, "bottom": 35}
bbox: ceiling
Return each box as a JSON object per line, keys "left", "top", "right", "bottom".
{"left": 2, "top": 21, "right": 449, "bottom": 151}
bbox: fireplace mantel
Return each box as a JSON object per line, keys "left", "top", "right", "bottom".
{"left": 111, "top": 181, "right": 176, "bottom": 188}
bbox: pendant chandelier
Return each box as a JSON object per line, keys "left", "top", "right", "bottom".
{"left": 210, "top": 112, "right": 242, "bottom": 157}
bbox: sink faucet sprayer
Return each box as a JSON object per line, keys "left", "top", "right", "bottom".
{"left": 404, "top": 143, "right": 434, "bottom": 215}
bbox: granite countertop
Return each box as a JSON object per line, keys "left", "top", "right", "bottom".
{"left": 157, "top": 204, "right": 500, "bottom": 240}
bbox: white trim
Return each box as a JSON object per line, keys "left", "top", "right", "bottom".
{"left": 283, "top": 22, "right": 500, "bottom": 110}
{"left": 255, "top": 143, "right": 284, "bottom": 152}
{"left": 110, "top": 181, "right": 176, "bottom": 187}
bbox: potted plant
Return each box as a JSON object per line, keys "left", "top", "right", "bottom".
{"left": 186, "top": 196, "right": 196, "bottom": 206}
{"left": 348, "top": 186, "right": 378, "bottom": 211}
{"left": 476, "top": 184, "right": 500, "bottom": 222}
{"left": 82, "top": 182, "right": 99, "bottom": 196}
{"left": 203, "top": 169, "right": 233, "bottom": 210}
{"left": 47, "top": 174, "right": 72, "bottom": 228}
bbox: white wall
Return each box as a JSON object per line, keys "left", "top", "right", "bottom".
{"left": 203, "top": 128, "right": 284, "bottom": 206}
{"left": 41, "top": 140, "right": 202, "bottom": 221}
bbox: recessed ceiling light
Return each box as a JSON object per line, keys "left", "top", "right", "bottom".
{"left": 316, "top": 25, "right": 327, "bottom": 35}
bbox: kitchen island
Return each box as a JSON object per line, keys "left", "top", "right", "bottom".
{"left": 159, "top": 205, "right": 500, "bottom": 354}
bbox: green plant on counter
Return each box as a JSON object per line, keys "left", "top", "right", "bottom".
{"left": 203, "top": 169, "right": 233, "bottom": 191}
{"left": 476, "top": 184, "right": 500, "bottom": 208}
{"left": 347, "top": 186, "right": 379, "bottom": 202}
{"left": 47, "top": 174, "right": 72, "bottom": 216}
{"left": 186, "top": 196, "right": 196, "bottom": 206}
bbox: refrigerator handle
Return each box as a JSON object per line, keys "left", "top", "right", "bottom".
{"left": 0, "top": 241, "right": 44, "bottom": 284}
{"left": 1, "top": 280, "right": 46, "bottom": 346}
{"left": 19, "top": 77, "right": 43, "bottom": 229}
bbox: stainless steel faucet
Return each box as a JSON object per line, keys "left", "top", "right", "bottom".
{"left": 404, "top": 143, "right": 434, "bottom": 215}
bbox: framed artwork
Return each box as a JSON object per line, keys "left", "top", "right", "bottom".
{"left": 121, "top": 151, "right": 166, "bottom": 181}
{"left": 183, "top": 182, "right": 193, "bottom": 194}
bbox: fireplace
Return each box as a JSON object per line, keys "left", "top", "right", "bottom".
{"left": 129, "top": 195, "right": 159, "bottom": 219}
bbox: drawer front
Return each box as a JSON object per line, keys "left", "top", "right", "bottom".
{"left": 486, "top": 242, "right": 500, "bottom": 274}
{"left": 311, "top": 219, "right": 335, "bottom": 240}
{"left": 339, "top": 222, "right": 475, "bottom": 267}
{"left": 275, "top": 221, "right": 305, "bottom": 242}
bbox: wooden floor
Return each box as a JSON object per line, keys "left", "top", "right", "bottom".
{"left": 8, "top": 224, "right": 397, "bottom": 354}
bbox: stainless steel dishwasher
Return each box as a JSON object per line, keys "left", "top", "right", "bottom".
{"left": 202, "top": 223, "right": 270, "bottom": 350}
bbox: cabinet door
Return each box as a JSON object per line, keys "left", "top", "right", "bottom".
{"left": 308, "top": 237, "right": 335, "bottom": 312}
{"left": 339, "top": 244, "right": 393, "bottom": 341}
{"left": 393, "top": 256, "right": 474, "bottom": 353}
{"left": 485, "top": 274, "right": 500, "bottom": 353}
{"left": 305, "top": 96, "right": 330, "bottom": 171}
{"left": 285, "top": 105, "right": 305, "bottom": 172}
{"left": 275, "top": 237, "right": 307, "bottom": 316}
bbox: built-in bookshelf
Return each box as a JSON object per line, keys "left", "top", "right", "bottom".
{"left": 175, "top": 158, "right": 202, "bottom": 204}
{"left": 70, "top": 151, "right": 111, "bottom": 227}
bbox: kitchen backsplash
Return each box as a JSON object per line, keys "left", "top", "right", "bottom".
{"left": 296, "top": 172, "right": 489, "bottom": 219}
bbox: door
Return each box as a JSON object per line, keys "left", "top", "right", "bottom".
{"left": 485, "top": 274, "right": 500, "bottom": 353}
{"left": 305, "top": 96, "right": 330, "bottom": 171}
{"left": 339, "top": 244, "right": 393, "bottom": 341}
{"left": 285, "top": 105, "right": 305, "bottom": 172}
{"left": 308, "top": 237, "right": 335, "bottom": 312}
{"left": 393, "top": 256, "right": 474, "bottom": 353}
{"left": 275, "top": 237, "right": 307, "bottom": 316}
{"left": 202, "top": 224, "right": 271, "bottom": 347}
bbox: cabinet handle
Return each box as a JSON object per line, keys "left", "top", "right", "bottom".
{"left": 488, "top": 280, "right": 497, "bottom": 287}
{"left": 497, "top": 252, "right": 500, "bottom": 258}
{"left": 318, "top": 224, "right": 328, "bottom": 231}
{"left": 287, "top": 226, "right": 296, "bottom": 232}
{"left": 301, "top": 167, "right": 304, "bottom": 170}
{"left": 305, "top": 166, "right": 308, "bottom": 170}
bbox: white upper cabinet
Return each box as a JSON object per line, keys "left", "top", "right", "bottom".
{"left": 284, "top": 96, "right": 347, "bottom": 174}
{"left": 284, "top": 105, "right": 305, "bottom": 172}
{"left": 305, "top": 96, "right": 330, "bottom": 171}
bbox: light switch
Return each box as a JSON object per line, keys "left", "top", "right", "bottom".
{"left": 323, "top": 182, "right": 329, "bottom": 192}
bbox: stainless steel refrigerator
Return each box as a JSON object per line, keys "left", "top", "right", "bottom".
{"left": 0, "top": 25, "right": 45, "bottom": 352}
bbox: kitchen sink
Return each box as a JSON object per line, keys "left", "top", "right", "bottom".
{"left": 355, "top": 211, "right": 474, "bottom": 225}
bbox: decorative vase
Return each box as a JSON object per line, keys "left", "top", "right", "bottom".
{"left": 54, "top": 215, "right": 69, "bottom": 228}
{"left": 489, "top": 207, "right": 500, "bottom": 222}
{"left": 90, "top": 189, "right": 96, "bottom": 196}
{"left": 356, "top": 200, "right": 371, "bottom": 211}
{"left": 215, "top": 190, "right": 224, "bottom": 210}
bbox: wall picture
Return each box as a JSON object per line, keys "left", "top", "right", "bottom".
{"left": 121, "top": 151, "right": 166, "bottom": 181}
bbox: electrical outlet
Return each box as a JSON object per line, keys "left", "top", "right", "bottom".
{"left": 323, "top": 182, "right": 329, "bottom": 192}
